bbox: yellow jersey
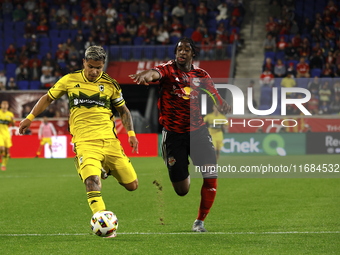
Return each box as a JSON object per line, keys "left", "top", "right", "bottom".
{"left": 203, "top": 112, "right": 228, "bottom": 135}
{"left": 0, "top": 110, "right": 14, "bottom": 138}
{"left": 48, "top": 70, "right": 125, "bottom": 143}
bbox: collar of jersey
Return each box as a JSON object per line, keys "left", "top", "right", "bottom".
{"left": 81, "top": 70, "right": 103, "bottom": 83}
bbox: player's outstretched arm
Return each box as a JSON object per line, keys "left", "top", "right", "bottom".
{"left": 115, "top": 104, "right": 139, "bottom": 154}
{"left": 19, "top": 94, "right": 53, "bottom": 135}
{"left": 215, "top": 97, "right": 232, "bottom": 115}
{"left": 128, "top": 70, "right": 160, "bottom": 85}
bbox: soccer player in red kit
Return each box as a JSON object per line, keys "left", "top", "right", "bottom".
{"left": 129, "top": 37, "right": 231, "bottom": 232}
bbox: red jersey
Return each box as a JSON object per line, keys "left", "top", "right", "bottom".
{"left": 153, "top": 60, "right": 221, "bottom": 133}
{"left": 296, "top": 62, "right": 309, "bottom": 74}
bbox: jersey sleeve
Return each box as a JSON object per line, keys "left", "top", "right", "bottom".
{"left": 153, "top": 61, "right": 172, "bottom": 81}
{"left": 200, "top": 70, "right": 223, "bottom": 105}
{"left": 48, "top": 75, "right": 68, "bottom": 100}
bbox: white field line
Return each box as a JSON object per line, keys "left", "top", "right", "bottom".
{"left": 1, "top": 231, "right": 339, "bottom": 237}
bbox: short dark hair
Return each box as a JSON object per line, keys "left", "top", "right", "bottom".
{"left": 174, "top": 37, "right": 199, "bottom": 58}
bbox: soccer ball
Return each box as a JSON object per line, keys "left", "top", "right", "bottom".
{"left": 90, "top": 210, "right": 118, "bottom": 237}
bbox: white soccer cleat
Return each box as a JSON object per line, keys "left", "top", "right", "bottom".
{"left": 192, "top": 219, "right": 207, "bottom": 232}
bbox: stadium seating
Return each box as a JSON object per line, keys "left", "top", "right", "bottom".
{"left": 17, "top": 80, "right": 29, "bottom": 90}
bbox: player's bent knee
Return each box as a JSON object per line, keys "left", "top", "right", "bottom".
{"left": 173, "top": 184, "right": 189, "bottom": 196}
{"left": 84, "top": 175, "right": 102, "bottom": 191}
{"left": 122, "top": 179, "right": 138, "bottom": 191}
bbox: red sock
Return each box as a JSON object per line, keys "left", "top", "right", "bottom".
{"left": 197, "top": 178, "right": 217, "bottom": 221}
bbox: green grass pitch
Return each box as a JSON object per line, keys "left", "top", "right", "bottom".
{"left": 0, "top": 155, "right": 339, "bottom": 255}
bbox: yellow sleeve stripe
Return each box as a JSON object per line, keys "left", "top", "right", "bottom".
{"left": 48, "top": 91, "right": 57, "bottom": 100}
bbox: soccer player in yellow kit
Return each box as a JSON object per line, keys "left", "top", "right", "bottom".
{"left": 204, "top": 105, "right": 228, "bottom": 160}
{"left": 19, "top": 46, "right": 138, "bottom": 237}
{"left": 0, "top": 100, "right": 15, "bottom": 171}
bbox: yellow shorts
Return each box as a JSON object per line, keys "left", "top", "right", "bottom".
{"left": 40, "top": 137, "right": 52, "bottom": 145}
{"left": 211, "top": 132, "right": 223, "bottom": 150}
{"left": 0, "top": 134, "right": 12, "bottom": 148}
{"left": 74, "top": 139, "right": 137, "bottom": 184}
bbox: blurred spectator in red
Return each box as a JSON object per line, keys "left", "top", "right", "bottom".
{"left": 94, "top": 2, "right": 105, "bottom": 16}
{"left": 170, "top": 17, "right": 183, "bottom": 38}
{"left": 81, "top": 12, "right": 93, "bottom": 29}
{"left": 277, "top": 36, "right": 287, "bottom": 52}
{"left": 4, "top": 44, "right": 17, "bottom": 64}
{"left": 291, "top": 33, "right": 302, "bottom": 48}
{"left": 265, "top": 16, "right": 278, "bottom": 36}
{"left": 197, "top": 1, "right": 208, "bottom": 15}
{"left": 200, "top": 35, "right": 215, "bottom": 60}
{"left": 321, "top": 63, "right": 334, "bottom": 77}
{"left": 260, "top": 68, "right": 274, "bottom": 87}
{"left": 191, "top": 26, "right": 204, "bottom": 44}
{"left": 215, "top": 34, "right": 228, "bottom": 59}
{"left": 137, "top": 21, "right": 149, "bottom": 38}
{"left": 151, "top": 0, "right": 162, "bottom": 14}
{"left": 36, "top": 20, "right": 48, "bottom": 37}
{"left": 322, "top": 9, "right": 333, "bottom": 26}
{"left": 55, "top": 44, "right": 68, "bottom": 64}
{"left": 296, "top": 57, "right": 310, "bottom": 78}
{"left": 116, "top": 19, "right": 126, "bottom": 35}
{"left": 325, "top": 0, "right": 338, "bottom": 16}
{"left": 307, "top": 94, "right": 319, "bottom": 115}
{"left": 298, "top": 41, "right": 310, "bottom": 58}
{"left": 229, "top": 29, "right": 239, "bottom": 44}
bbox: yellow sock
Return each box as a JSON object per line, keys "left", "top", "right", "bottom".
{"left": 87, "top": 191, "right": 106, "bottom": 214}
{"left": 2, "top": 155, "right": 9, "bottom": 167}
